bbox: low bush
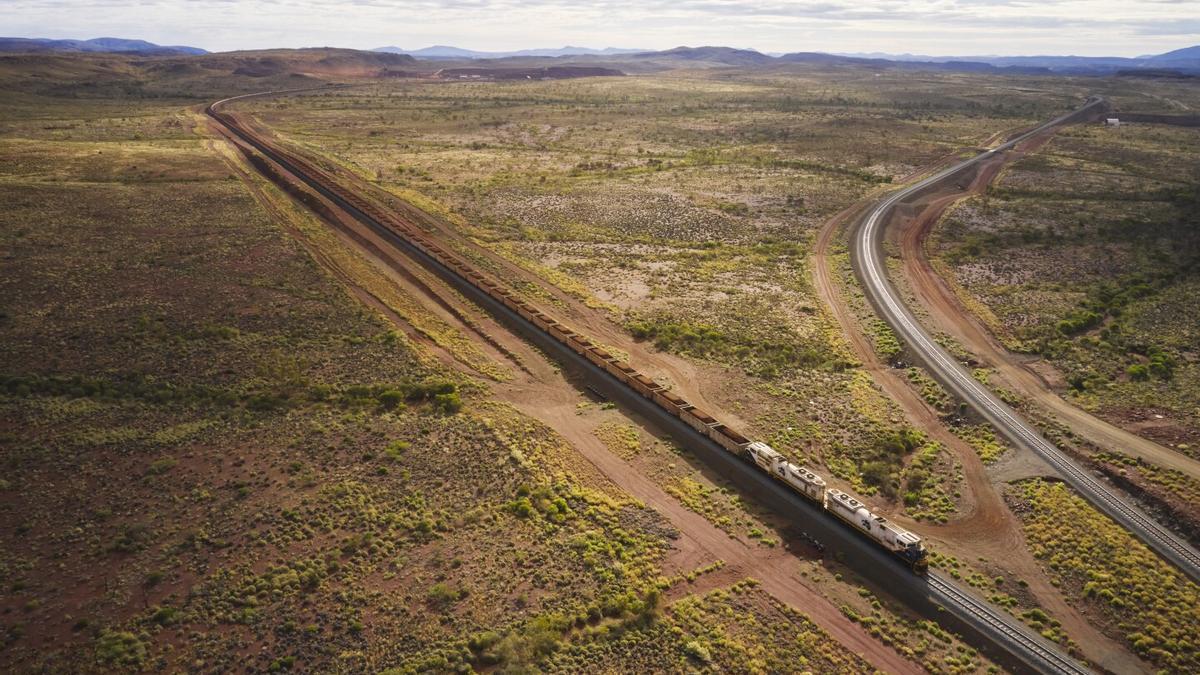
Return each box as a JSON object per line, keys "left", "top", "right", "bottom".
{"left": 95, "top": 630, "right": 147, "bottom": 668}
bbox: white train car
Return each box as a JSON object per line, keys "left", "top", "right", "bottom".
{"left": 748, "top": 442, "right": 827, "bottom": 503}
{"left": 780, "top": 463, "right": 826, "bottom": 503}
{"left": 825, "top": 489, "right": 927, "bottom": 572}
{"left": 747, "top": 441, "right": 783, "bottom": 472}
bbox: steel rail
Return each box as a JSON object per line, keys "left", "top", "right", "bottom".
{"left": 928, "top": 574, "right": 1089, "bottom": 675}
{"left": 852, "top": 97, "right": 1200, "bottom": 583}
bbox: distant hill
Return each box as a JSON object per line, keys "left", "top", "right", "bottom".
{"left": 1148, "top": 45, "right": 1200, "bottom": 61}
{"left": 946, "top": 48, "right": 1200, "bottom": 74}
{"left": 375, "top": 45, "right": 480, "bottom": 58}
{"left": 374, "top": 43, "right": 1198, "bottom": 74}
{"left": 830, "top": 45, "right": 1200, "bottom": 75}
{"left": 196, "top": 48, "right": 416, "bottom": 78}
{"left": 374, "top": 45, "right": 644, "bottom": 60}
{"left": 0, "top": 48, "right": 425, "bottom": 100}
{"left": 2, "top": 39, "right": 1197, "bottom": 83}
{"left": 964, "top": 55, "right": 1139, "bottom": 73}
{"left": 0, "top": 36, "right": 206, "bottom": 55}
{"left": 778, "top": 52, "right": 1051, "bottom": 75}
{"left": 631, "top": 46, "right": 774, "bottom": 67}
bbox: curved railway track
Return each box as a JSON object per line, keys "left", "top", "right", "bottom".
{"left": 852, "top": 96, "right": 1200, "bottom": 584}
{"left": 208, "top": 89, "right": 1097, "bottom": 674}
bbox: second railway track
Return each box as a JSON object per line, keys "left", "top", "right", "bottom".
{"left": 851, "top": 95, "right": 1200, "bottom": 584}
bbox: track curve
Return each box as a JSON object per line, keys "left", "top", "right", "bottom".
{"left": 851, "top": 96, "right": 1200, "bottom": 584}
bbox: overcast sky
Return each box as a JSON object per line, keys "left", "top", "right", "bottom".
{"left": 5, "top": 0, "right": 1198, "bottom": 56}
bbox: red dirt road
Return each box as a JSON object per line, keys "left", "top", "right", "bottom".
{"left": 894, "top": 134, "right": 1200, "bottom": 481}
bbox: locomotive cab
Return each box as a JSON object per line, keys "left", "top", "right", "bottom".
{"left": 898, "top": 533, "right": 928, "bottom": 574}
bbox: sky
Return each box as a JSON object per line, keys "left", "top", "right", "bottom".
{"left": 4, "top": 0, "right": 1198, "bottom": 57}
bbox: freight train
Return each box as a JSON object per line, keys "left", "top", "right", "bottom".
{"left": 206, "top": 97, "right": 930, "bottom": 575}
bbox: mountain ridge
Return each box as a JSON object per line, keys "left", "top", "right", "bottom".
{"left": 373, "top": 45, "right": 645, "bottom": 59}
{"left": 0, "top": 36, "right": 206, "bottom": 55}
{"left": 371, "top": 42, "right": 1199, "bottom": 73}
{"left": 2, "top": 37, "right": 1196, "bottom": 75}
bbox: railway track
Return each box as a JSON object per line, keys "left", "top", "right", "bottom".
{"left": 208, "top": 90, "right": 1097, "bottom": 674}
{"left": 852, "top": 96, "right": 1200, "bottom": 584}
{"left": 928, "top": 574, "right": 1089, "bottom": 675}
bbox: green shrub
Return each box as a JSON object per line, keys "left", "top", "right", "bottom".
{"left": 147, "top": 457, "right": 178, "bottom": 475}
{"left": 860, "top": 461, "right": 897, "bottom": 498}
{"left": 433, "top": 391, "right": 463, "bottom": 414}
{"left": 1056, "top": 310, "right": 1101, "bottom": 335}
{"left": 508, "top": 497, "right": 534, "bottom": 518}
{"left": 1146, "top": 348, "right": 1175, "bottom": 379}
{"left": 683, "top": 639, "right": 713, "bottom": 663}
{"left": 95, "top": 630, "right": 147, "bottom": 667}
{"left": 467, "top": 630, "right": 501, "bottom": 652}
{"left": 150, "top": 605, "right": 180, "bottom": 626}
{"left": 426, "top": 582, "right": 464, "bottom": 607}
{"left": 376, "top": 389, "right": 406, "bottom": 409}
{"left": 384, "top": 440, "right": 409, "bottom": 461}
{"left": 486, "top": 613, "right": 570, "bottom": 668}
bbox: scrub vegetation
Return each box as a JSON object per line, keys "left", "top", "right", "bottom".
{"left": 2, "top": 48, "right": 1192, "bottom": 673}
{"left": 0, "top": 80, "right": 681, "bottom": 673}
{"left": 1012, "top": 479, "right": 1200, "bottom": 673}
{"left": 243, "top": 70, "right": 1075, "bottom": 525}
{"left": 0, "top": 54, "right": 960, "bottom": 674}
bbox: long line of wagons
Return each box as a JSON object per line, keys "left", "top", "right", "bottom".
{"left": 208, "top": 99, "right": 930, "bottom": 574}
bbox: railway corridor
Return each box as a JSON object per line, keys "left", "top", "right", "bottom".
{"left": 850, "top": 96, "right": 1200, "bottom": 585}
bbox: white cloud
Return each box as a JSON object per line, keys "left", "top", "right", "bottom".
{"left": 2, "top": 0, "right": 1196, "bottom": 56}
